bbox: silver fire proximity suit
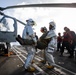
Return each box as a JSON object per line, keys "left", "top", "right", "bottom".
{"left": 22, "top": 19, "right": 37, "bottom": 69}
{"left": 45, "top": 21, "right": 57, "bottom": 66}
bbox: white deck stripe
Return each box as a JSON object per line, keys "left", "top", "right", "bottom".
{"left": 13, "top": 46, "right": 76, "bottom": 75}
{"left": 12, "top": 46, "right": 49, "bottom": 75}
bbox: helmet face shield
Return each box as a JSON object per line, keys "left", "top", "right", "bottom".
{"left": 30, "top": 21, "right": 34, "bottom": 25}
{"left": 49, "top": 24, "right": 53, "bottom": 30}
{"left": 49, "top": 21, "right": 56, "bottom": 30}
{"left": 32, "top": 21, "right": 36, "bottom": 26}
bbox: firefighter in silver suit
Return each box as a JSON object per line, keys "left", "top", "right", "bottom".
{"left": 22, "top": 18, "right": 37, "bottom": 72}
{"left": 45, "top": 21, "right": 57, "bottom": 69}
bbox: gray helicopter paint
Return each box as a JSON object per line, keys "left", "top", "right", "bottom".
{"left": 0, "top": 15, "right": 17, "bottom": 43}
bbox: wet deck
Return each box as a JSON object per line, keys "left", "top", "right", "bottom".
{"left": 0, "top": 46, "right": 76, "bottom": 75}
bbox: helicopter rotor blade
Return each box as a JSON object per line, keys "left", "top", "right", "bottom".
{"left": 0, "top": 3, "right": 76, "bottom": 11}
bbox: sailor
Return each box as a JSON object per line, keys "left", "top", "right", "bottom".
{"left": 22, "top": 18, "right": 37, "bottom": 72}
{"left": 35, "top": 27, "right": 48, "bottom": 50}
{"left": 44, "top": 21, "right": 57, "bottom": 69}
{"left": 39, "top": 26, "right": 48, "bottom": 63}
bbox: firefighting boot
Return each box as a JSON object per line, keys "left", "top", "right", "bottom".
{"left": 40, "top": 60, "right": 45, "bottom": 63}
{"left": 32, "top": 60, "right": 35, "bottom": 63}
{"left": 3, "top": 52, "right": 10, "bottom": 57}
{"left": 46, "top": 64, "right": 54, "bottom": 69}
{"left": 25, "top": 67, "right": 35, "bottom": 72}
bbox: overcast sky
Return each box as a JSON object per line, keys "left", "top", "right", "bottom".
{"left": 0, "top": 0, "right": 76, "bottom": 37}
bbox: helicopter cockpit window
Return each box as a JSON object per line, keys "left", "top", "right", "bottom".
{"left": 0, "top": 17, "right": 14, "bottom": 32}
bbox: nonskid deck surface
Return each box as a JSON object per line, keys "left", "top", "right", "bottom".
{"left": 0, "top": 45, "right": 76, "bottom": 75}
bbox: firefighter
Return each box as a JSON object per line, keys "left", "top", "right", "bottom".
{"left": 22, "top": 18, "right": 37, "bottom": 72}
{"left": 44, "top": 21, "right": 57, "bottom": 69}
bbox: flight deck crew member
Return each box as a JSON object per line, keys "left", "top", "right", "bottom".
{"left": 44, "top": 21, "right": 57, "bottom": 69}
{"left": 22, "top": 18, "right": 37, "bottom": 72}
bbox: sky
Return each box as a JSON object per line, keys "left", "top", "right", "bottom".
{"left": 0, "top": 0, "right": 76, "bottom": 38}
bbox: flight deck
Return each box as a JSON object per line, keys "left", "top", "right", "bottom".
{"left": 0, "top": 46, "right": 76, "bottom": 75}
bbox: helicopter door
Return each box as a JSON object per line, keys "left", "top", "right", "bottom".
{"left": 0, "top": 16, "right": 17, "bottom": 43}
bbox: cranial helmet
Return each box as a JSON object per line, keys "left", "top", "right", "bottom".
{"left": 26, "top": 18, "right": 35, "bottom": 26}
{"left": 49, "top": 21, "right": 56, "bottom": 30}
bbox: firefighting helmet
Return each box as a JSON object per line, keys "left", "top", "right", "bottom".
{"left": 49, "top": 21, "right": 56, "bottom": 30}
{"left": 26, "top": 18, "right": 36, "bottom": 26}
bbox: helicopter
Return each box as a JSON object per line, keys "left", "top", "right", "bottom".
{"left": 0, "top": 11, "right": 27, "bottom": 55}
{"left": 0, "top": 3, "right": 76, "bottom": 56}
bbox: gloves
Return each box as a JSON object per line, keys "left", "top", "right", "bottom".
{"left": 32, "top": 37, "right": 37, "bottom": 46}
